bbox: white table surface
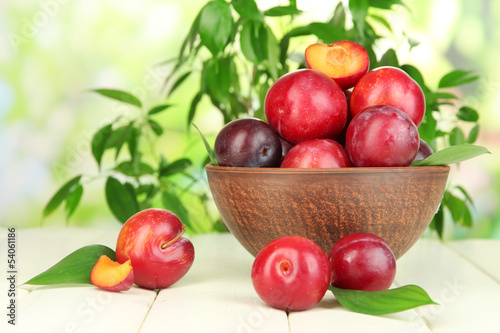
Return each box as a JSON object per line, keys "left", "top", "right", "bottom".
{"left": 1, "top": 226, "right": 500, "bottom": 333}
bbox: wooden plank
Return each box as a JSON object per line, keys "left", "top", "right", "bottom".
{"left": 395, "top": 238, "right": 500, "bottom": 333}
{"left": 289, "top": 284, "right": 430, "bottom": 333}
{"left": 447, "top": 239, "right": 500, "bottom": 284}
{"left": 4, "top": 226, "right": 500, "bottom": 332}
{"left": 0, "top": 226, "right": 157, "bottom": 333}
{"left": 5, "top": 286, "right": 156, "bottom": 333}
{"left": 139, "top": 233, "right": 289, "bottom": 333}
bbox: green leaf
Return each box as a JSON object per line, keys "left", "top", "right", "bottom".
{"left": 368, "top": 14, "right": 392, "bottom": 32}
{"left": 349, "top": 0, "right": 369, "bottom": 36}
{"left": 91, "top": 124, "right": 113, "bottom": 168}
{"left": 160, "top": 158, "right": 192, "bottom": 177}
{"left": 92, "top": 89, "right": 142, "bottom": 108}
{"left": 449, "top": 127, "right": 465, "bottom": 146}
{"left": 24, "top": 245, "right": 115, "bottom": 286}
{"left": 167, "top": 72, "right": 191, "bottom": 97}
{"left": 363, "top": 43, "right": 378, "bottom": 71}
{"left": 178, "top": 8, "right": 201, "bottom": 60}
{"left": 461, "top": 204, "right": 473, "bottom": 227}
{"left": 162, "top": 191, "right": 192, "bottom": 231}
{"left": 330, "top": 2, "right": 346, "bottom": 27}
{"left": 198, "top": 1, "right": 233, "bottom": 56}
{"left": 438, "top": 70, "right": 479, "bottom": 88}
{"left": 232, "top": 0, "right": 263, "bottom": 21}
{"left": 43, "top": 175, "right": 82, "bottom": 218}
{"left": 105, "top": 177, "right": 139, "bottom": 223}
{"left": 456, "top": 185, "right": 474, "bottom": 205}
{"left": 264, "top": 25, "right": 280, "bottom": 81}
{"left": 443, "top": 188, "right": 473, "bottom": 228}
{"left": 400, "top": 64, "right": 426, "bottom": 91}
{"left": 329, "top": 285, "right": 437, "bottom": 315}
{"left": 376, "top": 48, "right": 399, "bottom": 68}
{"left": 457, "top": 106, "right": 479, "bottom": 122}
{"left": 115, "top": 161, "right": 154, "bottom": 177}
{"left": 411, "top": 144, "right": 490, "bottom": 166}
{"left": 64, "top": 184, "right": 83, "bottom": 222}
{"left": 417, "top": 110, "right": 438, "bottom": 145}
{"left": 148, "top": 104, "right": 172, "bottom": 115}
{"left": 467, "top": 124, "right": 480, "bottom": 144}
{"left": 257, "top": 81, "right": 270, "bottom": 117}
{"left": 206, "top": 57, "right": 232, "bottom": 103}
{"left": 240, "top": 20, "right": 267, "bottom": 63}
{"left": 444, "top": 191, "right": 466, "bottom": 223}
{"left": 368, "top": 0, "right": 404, "bottom": 9}
{"left": 264, "top": 5, "right": 302, "bottom": 17}
{"left": 432, "top": 204, "right": 444, "bottom": 239}
{"left": 429, "top": 92, "right": 458, "bottom": 100}
{"left": 288, "top": 23, "right": 350, "bottom": 44}
{"left": 128, "top": 126, "right": 139, "bottom": 162}
{"left": 111, "top": 123, "right": 134, "bottom": 159}
{"left": 187, "top": 92, "right": 204, "bottom": 127}
{"left": 135, "top": 183, "right": 158, "bottom": 199}
{"left": 148, "top": 119, "right": 164, "bottom": 136}
{"left": 192, "top": 123, "right": 217, "bottom": 165}
{"left": 279, "top": 33, "right": 290, "bottom": 68}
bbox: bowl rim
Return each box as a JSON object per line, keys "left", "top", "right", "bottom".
{"left": 205, "top": 164, "right": 450, "bottom": 175}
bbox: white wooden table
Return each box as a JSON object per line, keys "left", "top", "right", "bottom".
{"left": 1, "top": 226, "right": 500, "bottom": 333}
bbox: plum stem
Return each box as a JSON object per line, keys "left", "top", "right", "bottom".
{"left": 160, "top": 225, "right": 186, "bottom": 250}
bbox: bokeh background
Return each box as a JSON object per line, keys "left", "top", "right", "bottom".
{"left": 1, "top": 0, "right": 498, "bottom": 239}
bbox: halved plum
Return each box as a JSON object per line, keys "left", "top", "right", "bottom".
{"left": 90, "top": 255, "right": 134, "bottom": 292}
{"left": 305, "top": 40, "right": 369, "bottom": 90}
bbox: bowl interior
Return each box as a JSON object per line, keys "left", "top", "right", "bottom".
{"left": 206, "top": 165, "right": 450, "bottom": 259}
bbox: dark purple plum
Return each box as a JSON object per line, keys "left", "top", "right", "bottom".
{"left": 414, "top": 139, "right": 434, "bottom": 161}
{"left": 279, "top": 137, "right": 294, "bottom": 161}
{"left": 214, "top": 117, "right": 282, "bottom": 167}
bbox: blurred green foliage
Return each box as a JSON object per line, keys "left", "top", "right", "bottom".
{"left": 1, "top": 0, "right": 499, "bottom": 239}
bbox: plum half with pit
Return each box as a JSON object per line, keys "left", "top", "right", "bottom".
{"left": 305, "top": 40, "right": 370, "bottom": 90}
{"left": 214, "top": 117, "right": 282, "bottom": 167}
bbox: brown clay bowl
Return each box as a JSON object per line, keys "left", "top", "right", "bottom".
{"left": 205, "top": 164, "right": 450, "bottom": 259}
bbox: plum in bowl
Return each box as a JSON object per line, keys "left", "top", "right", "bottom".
{"left": 205, "top": 164, "right": 449, "bottom": 259}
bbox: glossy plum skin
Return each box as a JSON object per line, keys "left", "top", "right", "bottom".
{"left": 251, "top": 236, "right": 331, "bottom": 311}
{"left": 345, "top": 105, "right": 420, "bottom": 167}
{"left": 305, "top": 40, "right": 370, "bottom": 90}
{"left": 350, "top": 66, "right": 425, "bottom": 127}
{"left": 281, "top": 139, "right": 352, "bottom": 168}
{"left": 214, "top": 117, "right": 282, "bottom": 167}
{"left": 264, "top": 69, "right": 348, "bottom": 145}
{"left": 328, "top": 233, "right": 396, "bottom": 291}
{"left": 116, "top": 208, "right": 195, "bottom": 290}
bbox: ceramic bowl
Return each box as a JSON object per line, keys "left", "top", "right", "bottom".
{"left": 205, "top": 164, "right": 450, "bottom": 259}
